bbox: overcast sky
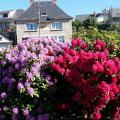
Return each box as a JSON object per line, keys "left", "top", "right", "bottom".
{"left": 0, "top": 0, "right": 120, "bottom": 18}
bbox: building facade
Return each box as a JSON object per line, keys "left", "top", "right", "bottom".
{"left": 0, "top": 9, "right": 24, "bottom": 45}
{"left": 76, "top": 8, "right": 120, "bottom": 24}
{"left": 0, "top": 9, "right": 24, "bottom": 30}
{"left": 16, "top": 1, "right": 73, "bottom": 43}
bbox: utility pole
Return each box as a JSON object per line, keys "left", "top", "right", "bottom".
{"left": 38, "top": 0, "right": 41, "bottom": 36}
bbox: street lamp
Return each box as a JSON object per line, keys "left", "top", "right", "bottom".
{"left": 38, "top": 0, "right": 41, "bottom": 36}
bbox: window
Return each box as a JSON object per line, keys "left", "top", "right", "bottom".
{"left": 51, "top": 22, "right": 62, "bottom": 30}
{"left": 26, "top": 23, "right": 38, "bottom": 31}
{"left": 5, "top": 22, "right": 10, "bottom": 28}
{"left": 0, "top": 14, "right": 3, "bottom": 18}
{"left": 3, "top": 13, "right": 8, "bottom": 18}
{"left": 41, "top": 11, "right": 47, "bottom": 16}
{"left": 58, "top": 36, "right": 65, "bottom": 42}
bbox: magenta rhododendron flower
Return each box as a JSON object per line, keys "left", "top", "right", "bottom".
{"left": 52, "top": 38, "right": 120, "bottom": 119}
{"left": 92, "top": 112, "right": 101, "bottom": 120}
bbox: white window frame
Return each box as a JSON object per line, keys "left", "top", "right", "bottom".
{"left": 25, "top": 23, "right": 38, "bottom": 31}
{"left": 51, "top": 22, "right": 62, "bottom": 31}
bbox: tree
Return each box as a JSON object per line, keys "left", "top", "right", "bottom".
{"left": 83, "top": 16, "right": 98, "bottom": 28}
{"left": 109, "top": 23, "right": 120, "bottom": 33}
{"left": 72, "top": 19, "right": 83, "bottom": 33}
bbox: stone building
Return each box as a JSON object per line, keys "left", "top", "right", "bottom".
{"left": 16, "top": 0, "right": 73, "bottom": 42}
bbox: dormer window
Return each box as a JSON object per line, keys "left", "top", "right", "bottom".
{"left": 3, "top": 13, "right": 8, "bottom": 18}
{"left": 41, "top": 12, "right": 47, "bottom": 16}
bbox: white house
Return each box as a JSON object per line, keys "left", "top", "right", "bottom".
{"left": 96, "top": 13, "right": 109, "bottom": 23}
{"left": 0, "top": 35, "right": 11, "bottom": 51}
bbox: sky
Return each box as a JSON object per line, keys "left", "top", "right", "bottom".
{"left": 0, "top": 0, "right": 120, "bottom": 18}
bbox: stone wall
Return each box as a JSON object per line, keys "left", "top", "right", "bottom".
{"left": 16, "top": 19, "right": 72, "bottom": 43}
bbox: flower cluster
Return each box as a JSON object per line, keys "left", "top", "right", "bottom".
{"left": 113, "top": 107, "right": 120, "bottom": 120}
{"left": 52, "top": 38, "right": 120, "bottom": 119}
{"left": 0, "top": 37, "right": 120, "bottom": 119}
{"left": 0, "top": 38, "right": 65, "bottom": 119}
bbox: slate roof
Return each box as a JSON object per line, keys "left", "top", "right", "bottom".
{"left": 0, "top": 9, "right": 24, "bottom": 20}
{"left": 95, "top": 13, "right": 108, "bottom": 17}
{"left": 0, "top": 10, "right": 13, "bottom": 14}
{"left": 16, "top": 1, "right": 72, "bottom": 22}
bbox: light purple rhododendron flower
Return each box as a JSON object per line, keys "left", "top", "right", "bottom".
{"left": 17, "top": 83, "right": 24, "bottom": 90}
{"left": 0, "top": 92, "right": 7, "bottom": 100}
{"left": 12, "top": 107, "right": 19, "bottom": 115}
{"left": 27, "top": 87, "right": 35, "bottom": 96}
{"left": 23, "top": 109, "right": 30, "bottom": 116}
{"left": 0, "top": 37, "right": 65, "bottom": 117}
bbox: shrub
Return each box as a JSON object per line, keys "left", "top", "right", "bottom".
{"left": 1, "top": 37, "right": 120, "bottom": 120}
{"left": 0, "top": 38, "right": 65, "bottom": 119}
{"left": 72, "top": 27, "right": 120, "bottom": 57}
{"left": 51, "top": 38, "right": 120, "bottom": 120}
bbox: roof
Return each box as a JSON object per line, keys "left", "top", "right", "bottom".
{"left": 16, "top": 1, "right": 72, "bottom": 22}
{"left": 0, "top": 34, "right": 11, "bottom": 43}
{"left": 75, "top": 14, "right": 91, "bottom": 22}
{"left": 96, "top": 13, "right": 108, "bottom": 17}
{"left": 0, "top": 9, "right": 24, "bottom": 20}
{"left": 0, "top": 9, "right": 23, "bottom": 14}
{"left": 0, "top": 18, "right": 13, "bottom": 22}
{"left": 0, "top": 10, "right": 13, "bottom": 14}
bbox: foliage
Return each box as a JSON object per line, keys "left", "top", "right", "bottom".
{"left": 83, "top": 16, "right": 98, "bottom": 28}
{"left": 72, "top": 19, "right": 83, "bottom": 33}
{"left": 72, "top": 27, "right": 120, "bottom": 57}
{"left": 97, "top": 23, "right": 110, "bottom": 30}
{"left": 109, "top": 23, "right": 120, "bottom": 33}
{"left": 51, "top": 38, "right": 120, "bottom": 120}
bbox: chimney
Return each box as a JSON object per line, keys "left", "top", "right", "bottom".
{"left": 30, "top": 0, "right": 34, "bottom": 4}
{"left": 52, "top": 0, "right": 57, "bottom": 4}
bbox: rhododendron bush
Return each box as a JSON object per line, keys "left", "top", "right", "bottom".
{"left": 0, "top": 38, "right": 65, "bottom": 119}
{"left": 0, "top": 37, "right": 120, "bottom": 120}
{"left": 51, "top": 38, "right": 120, "bottom": 120}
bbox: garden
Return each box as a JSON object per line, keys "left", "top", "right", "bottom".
{"left": 0, "top": 33, "right": 120, "bottom": 120}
